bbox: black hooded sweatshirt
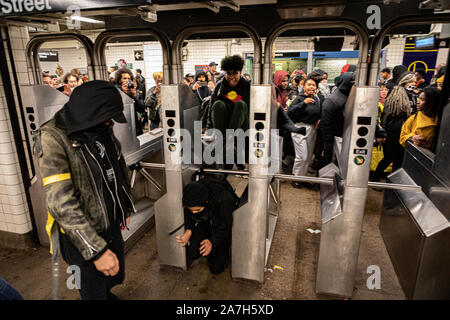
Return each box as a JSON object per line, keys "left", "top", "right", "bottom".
{"left": 210, "top": 76, "right": 250, "bottom": 111}
{"left": 65, "top": 81, "right": 133, "bottom": 228}
{"left": 319, "top": 72, "right": 355, "bottom": 168}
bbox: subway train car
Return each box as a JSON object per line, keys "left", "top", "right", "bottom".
{"left": 0, "top": 0, "right": 449, "bottom": 301}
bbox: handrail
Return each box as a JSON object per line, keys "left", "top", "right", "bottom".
{"left": 368, "top": 13, "right": 450, "bottom": 86}
{"left": 263, "top": 18, "right": 369, "bottom": 86}
{"left": 26, "top": 33, "right": 94, "bottom": 84}
{"left": 172, "top": 23, "right": 262, "bottom": 85}
{"left": 93, "top": 28, "right": 172, "bottom": 84}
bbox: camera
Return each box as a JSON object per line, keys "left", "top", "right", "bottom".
{"left": 127, "top": 80, "right": 134, "bottom": 89}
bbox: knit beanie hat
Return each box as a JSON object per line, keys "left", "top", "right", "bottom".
{"left": 182, "top": 182, "right": 209, "bottom": 207}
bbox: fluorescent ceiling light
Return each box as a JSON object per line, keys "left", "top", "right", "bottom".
{"left": 67, "top": 16, "right": 103, "bottom": 24}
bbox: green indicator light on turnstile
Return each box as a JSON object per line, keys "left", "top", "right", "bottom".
{"left": 354, "top": 156, "right": 365, "bottom": 165}
{"left": 255, "top": 149, "right": 263, "bottom": 158}
{"left": 168, "top": 144, "right": 176, "bottom": 152}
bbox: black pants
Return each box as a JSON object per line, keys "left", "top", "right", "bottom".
{"left": 374, "top": 138, "right": 404, "bottom": 181}
{"left": 186, "top": 223, "right": 230, "bottom": 275}
{"left": 59, "top": 223, "right": 125, "bottom": 300}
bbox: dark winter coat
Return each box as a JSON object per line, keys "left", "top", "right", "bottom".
{"left": 37, "top": 82, "right": 133, "bottom": 261}
{"left": 287, "top": 93, "right": 321, "bottom": 125}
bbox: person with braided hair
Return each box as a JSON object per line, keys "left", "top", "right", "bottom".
{"left": 372, "top": 72, "right": 417, "bottom": 182}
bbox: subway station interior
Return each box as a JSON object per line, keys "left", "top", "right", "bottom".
{"left": 0, "top": 0, "right": 449, "bottom": 301}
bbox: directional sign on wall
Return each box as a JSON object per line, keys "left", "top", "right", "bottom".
{"left": 0, "top": 1, "right": 152, "bottom": 16}
{"left": 134, "top": 50, "right": 144, "bottom": 61}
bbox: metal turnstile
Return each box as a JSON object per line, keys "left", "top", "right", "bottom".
{"left": 379, "top": 105, "right": 450, "bottom": 299}
{"left": 316, "top": 86, "right": 380, "bottom": 298}
{"left": 153, "top": 84, "right": 200, "bottom": 270}
{"left": 231, "top": 85, "right": 280, "bottom": 282}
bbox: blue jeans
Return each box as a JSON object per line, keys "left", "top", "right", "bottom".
{"left": 0, "top": 277, "right": 23, "bottom": 300}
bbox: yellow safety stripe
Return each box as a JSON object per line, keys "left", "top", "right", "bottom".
{"left": 43, "top": 173, "right": 71, "bottom": 186}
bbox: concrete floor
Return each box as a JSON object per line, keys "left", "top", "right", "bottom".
{"left": 0, "top": 179, "right": 405, "bottom": 300}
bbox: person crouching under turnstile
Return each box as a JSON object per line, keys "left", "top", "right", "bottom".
{"left": 287, "top": 74, "right": 321, "bottom": 188}
{"left": 176, "top": 179, "right": 237, "bottom": 275}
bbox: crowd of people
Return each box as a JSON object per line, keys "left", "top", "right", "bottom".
{"left": 370, "top": 64, "right": 445, "bottom": 183}
{"left": 42, "top": 66, "right": 88, "bottom": 96}
{"left": 33, "top": 51, "right": 447, "bottom": 301}
{"left": 41, "top": 58, "right": 447, "bottom": 188}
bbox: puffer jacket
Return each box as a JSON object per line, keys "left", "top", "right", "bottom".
{"left": 36, "top": 109, "right": 132, "bottom": 261}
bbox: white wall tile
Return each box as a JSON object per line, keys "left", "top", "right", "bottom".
{"left": 6, "top": 222, "right": 16, "bottom": 233}
{"left": 15, "top": 223, "right": 31, "bottom": 234}
{"left": 13, "top": 213, "right": 27, "bottom": 225}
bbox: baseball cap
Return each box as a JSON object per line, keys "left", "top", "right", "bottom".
{"left": 209, "top": 62, "right": 217, "bottom": 67}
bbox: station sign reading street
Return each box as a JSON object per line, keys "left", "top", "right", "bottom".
{"left": 0, "top": 0, "right": 152, "bottom": 17}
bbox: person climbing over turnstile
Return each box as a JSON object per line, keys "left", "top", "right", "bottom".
{"left": 205, "top": 55, "right": 250, "bottom": 169}
{"left": 37, "top": 81, "right": 134, "bottom": 300}
{"left": 176, "top": 176, "right": 239, "bottom": 275}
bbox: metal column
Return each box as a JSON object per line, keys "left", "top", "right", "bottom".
{"left": 154, "top": 84, "right": 200, "bottom": 269}
{"left": 232, "top": 85, "right": 278, "bottom": 282}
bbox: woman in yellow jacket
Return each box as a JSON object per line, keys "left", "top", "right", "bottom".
{"left": 400, "top": 86, "right": 440, "bottom": 149}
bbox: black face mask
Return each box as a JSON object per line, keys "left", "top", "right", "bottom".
{"left": 190, "top": 206, "right": 209, "bottom": 226}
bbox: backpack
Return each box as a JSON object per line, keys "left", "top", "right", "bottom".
{"left": 191, "top": 170, "right": 240, "bottom": 210}
{"left": 168, "top": 170, "right": 241, "bottom": 236}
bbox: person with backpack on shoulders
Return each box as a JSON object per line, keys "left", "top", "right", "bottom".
{"left": 176, "top": 176, "right": 238, "bottom": 275}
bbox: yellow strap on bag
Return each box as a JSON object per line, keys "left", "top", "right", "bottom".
{"left": 45, "top": 213, "right": 65, "bottom": 255}
{"left": 46, "top": 213, "right": 56, "bottom": 255}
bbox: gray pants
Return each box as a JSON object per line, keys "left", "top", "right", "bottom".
{"left": 292, "top": 123, "right": 316, "bottom": 176}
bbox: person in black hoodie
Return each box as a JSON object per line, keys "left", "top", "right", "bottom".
{"left": 287, "top": 73, "right": 321, "bottom": 187}
{"left": 38, "top": 81, "right": 134, "bottom": 300}
{"left": 386, "top": 65, "right": 408, "bottom": 94}
{"left": 176, "top": 179, "right": 237, "bottom": 275}
{"left": 319, "top": 71, "right": 355, "bottom": 170}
